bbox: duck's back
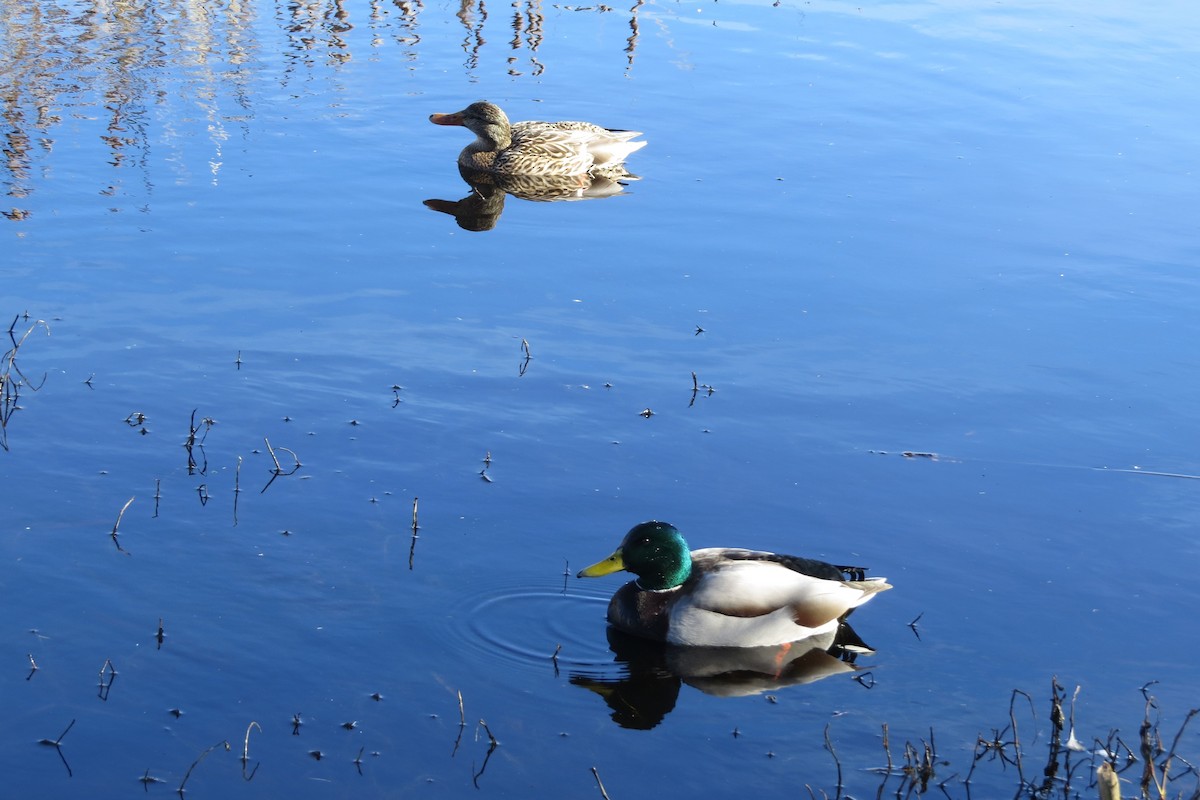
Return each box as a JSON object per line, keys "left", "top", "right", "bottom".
{"left": 497, "top": 121, "right": 647, "bottom": 176}
{"left": 666, "top": 548, "right": 891, "bottom": 647}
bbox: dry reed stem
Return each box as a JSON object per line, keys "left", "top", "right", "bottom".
{"left": 591, "top": 766, "right": 613, "bottom": 800}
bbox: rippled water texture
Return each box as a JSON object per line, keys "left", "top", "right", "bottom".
{"left": 3, "top": 0, "right": 1200, "bottom": 797}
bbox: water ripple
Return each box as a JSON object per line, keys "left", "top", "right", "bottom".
{"left": 445, "top": 577, "right": 619, "bottom": 675}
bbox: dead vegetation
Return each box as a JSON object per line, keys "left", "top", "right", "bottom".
{"left": 804, "top": 678, "right": 1199, "bottom": 800}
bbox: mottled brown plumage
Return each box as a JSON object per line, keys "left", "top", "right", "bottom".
{"left": 429, "top": 101, "right": 647, "bottom": 178}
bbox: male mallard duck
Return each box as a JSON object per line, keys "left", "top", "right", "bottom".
{"left": 577, "top": 521, "right": 892, "bottom": 648}
{"left": 429, "top": 101, "right": 647, "bottom": 178}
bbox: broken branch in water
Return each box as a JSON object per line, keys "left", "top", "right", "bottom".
{"left": 519, "top": 338, "right": 532, "bottom": 376}
{"left": 38, "top": 718, "right": 75, "bottom": 748}
{"left": 823, "top": 723, "right": 843, "bottom": 797}
{"left": 178, "top": 740, "right": 230, "bottom": 795}
{"left": 0, "top": 317, "right": 50, "bottom": 452}
{"left": 451, "top": 690, "right": 467, "bottom": 756}
{"left": 234, "top": 456, "right": 243, "bottom": 525}
{"left": 183, "top": 409, "right": 215, "bottom": 475}
{"left": 97, "top": 658, "right": 117, "bottom": 701}
{"left": 242, "top": 721, "right": 261, "bottom": 780}
{"left": 110, "top": 497, "right": 134, "bottom": 555}
{"left": 590, "top": 766, "right": 613, "bottom": 800}
{"left": 472, "top": 719, "right": 499, "bottom": 788}
{"left": 261, "top": 436, "right": 301, "bottom": 493}
{"left": 1140, "top": 687, "right": 1200, "bottom": 799}
{"left": 37, "top": 718, "right": 75, "bottom": 777}
{"left": 408, "top": 497, "right": 420, "bottom": 570}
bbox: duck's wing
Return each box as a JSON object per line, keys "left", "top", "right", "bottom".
{"left": 508, "top": 121, "right": 647, "bottom": 172}
{"left": 686, "top": 549, "right": 891, "bottom": 626}
{"left": 708, "top": 548, "right": 850, "bottom": 580}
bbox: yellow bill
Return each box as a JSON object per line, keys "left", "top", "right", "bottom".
{"left": 577, "top": 549, "right": 626, "bottom": 578}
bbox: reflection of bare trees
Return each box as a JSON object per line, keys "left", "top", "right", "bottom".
{"left": 0, "top": 0, "right": 259, "bottom": 213}
{"left": 1, "top": 2, "right": 72, "bottom": 217}
{"left": 456, "top": 0, "right": 487, "bottom": 71}
{"left": 505, "top": 0, "right": 545, "bottom": 76}
{"left": 284, "top": 0, "right": 353, "bottom": 65}
{"left": 454, "top": 0, "right": 642, "bottom": 78}
{"left": 383, "top": 0, "right": 423, "bottom": 59}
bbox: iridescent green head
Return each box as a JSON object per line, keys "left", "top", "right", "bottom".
{"left": 577, "top": 521, "right": 692, "bottom": 590}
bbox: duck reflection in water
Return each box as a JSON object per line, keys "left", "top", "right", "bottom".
{"left": 570, "top": 623, "right": 874, "bottom": 730}
{"left": 424, "top": 101, "right": 647, "bottom": 231}
{"left": 423, "top": 164, "right": 640, "bottom": 231}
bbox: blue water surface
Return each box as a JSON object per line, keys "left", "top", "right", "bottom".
{"left": 3, "top": 0, "right": 1199, "bottom": 797}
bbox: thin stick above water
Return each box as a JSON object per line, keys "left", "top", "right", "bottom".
{"left": 110, "top": 497, "right": 134, "bottom": 555}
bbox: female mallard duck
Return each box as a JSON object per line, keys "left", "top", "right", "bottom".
{"left": 429, "top": 101, "right": 647, "bottom": 178}
{"left": 577, "top": 521, "right": 892, "bottom": 648}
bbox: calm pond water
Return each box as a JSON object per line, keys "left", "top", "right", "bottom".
{"left": 3, "top": 0, "right": 1199, "bottom": 797}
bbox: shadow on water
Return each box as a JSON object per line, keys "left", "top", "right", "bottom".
{"left": 571, "top": 623, "right": 873, "bottom": 730}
